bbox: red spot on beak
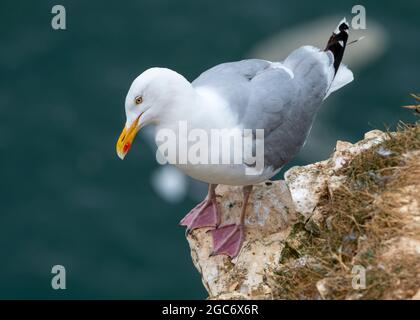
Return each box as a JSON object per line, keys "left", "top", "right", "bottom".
{"left": 123, "top": 142, "right": 131, "bottom": 153}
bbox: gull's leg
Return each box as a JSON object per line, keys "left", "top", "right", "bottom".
{"left": 210, "top": 185, "right": 253, "bottom": 258}
{"left": 180, "top": 184, "right": 220, "bottom": 233}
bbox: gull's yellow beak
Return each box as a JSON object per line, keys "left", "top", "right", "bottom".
{"left": 116, "top": 114, "right": 142, "bottom": 160}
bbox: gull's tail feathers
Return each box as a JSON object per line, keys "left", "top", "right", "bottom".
{"left": 324, "top": 64, "right": 353, "bottom": 99}
{"left": 325, "top": 17, "right": 349, "bottom": 74}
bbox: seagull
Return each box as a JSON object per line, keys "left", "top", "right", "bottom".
{"left": 116, "top": 18, "right": 354, "bottom": 258}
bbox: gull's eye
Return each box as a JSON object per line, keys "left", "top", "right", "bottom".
{"left": 135, "top": 96, "right": 143, "bottom": 105}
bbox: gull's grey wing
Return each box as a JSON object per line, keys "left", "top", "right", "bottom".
{"left": 193, "top": 47, "right": 335, "bottom": 169}
{"left": 246, "top": 46, "right": 335, "bottom": 169}
{"left": 192, "top": 59, "right": 271, "bottom": 121}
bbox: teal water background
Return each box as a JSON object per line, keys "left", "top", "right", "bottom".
{"left": 0, "top": 0, "right": 419, "bottom": 298}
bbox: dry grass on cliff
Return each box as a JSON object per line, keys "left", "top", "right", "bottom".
{"left": 272, "top": 122, "right": 420, "bottom": 299}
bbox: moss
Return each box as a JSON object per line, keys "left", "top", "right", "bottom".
{"left": 272, "top": 121, "right": 420, "bottom": 299}
{"left": 304, "top": 217, "right": 322, "bottom": 236}
{"left": 280, "top": 242, "right": 301, "bottom": 264}
{"left": 289, "top": 221, "right": 307, "bottom": 237}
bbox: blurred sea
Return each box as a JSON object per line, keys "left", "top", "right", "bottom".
{"left": 0, "top": 0, "right": 419, "bottom": 298}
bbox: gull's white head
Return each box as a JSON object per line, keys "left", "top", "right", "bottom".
{"left": 116, "top": 67, "right": 192, "bottom": 159}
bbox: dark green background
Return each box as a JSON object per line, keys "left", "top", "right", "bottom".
{"left": 0, "top": 0, "right": 418, "bottom": 299}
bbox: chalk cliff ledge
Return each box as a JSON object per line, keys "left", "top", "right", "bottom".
{"left": 186, "top": 123, "right": 420, "bottom": 300}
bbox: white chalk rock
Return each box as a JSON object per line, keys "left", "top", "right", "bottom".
{"left": 186, "top": 181, "right": 297, "bottom": 299}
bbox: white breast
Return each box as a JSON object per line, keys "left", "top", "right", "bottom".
{"left": 175, "top": 163, "right": 279, "bottom": 186}
{"left": 154, "top": 87, "right": 276, "bottom": 185}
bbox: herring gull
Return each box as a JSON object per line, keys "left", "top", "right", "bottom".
{"left": 116, "top": 18, "right": 354, "bottom": 258}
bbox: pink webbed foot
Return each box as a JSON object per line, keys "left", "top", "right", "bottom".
{"left": 210, "top": 224, "right": 244, "bottom": 258}
{"left": 180, "top": 198, "right": 219, "bottom": 233}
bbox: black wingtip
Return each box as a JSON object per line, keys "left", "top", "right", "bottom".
{"left": 337, "top": 22, "right": 349, "bottom": 33}
{"left": 325, "top": 18, "right": 350, "bottom": 74}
